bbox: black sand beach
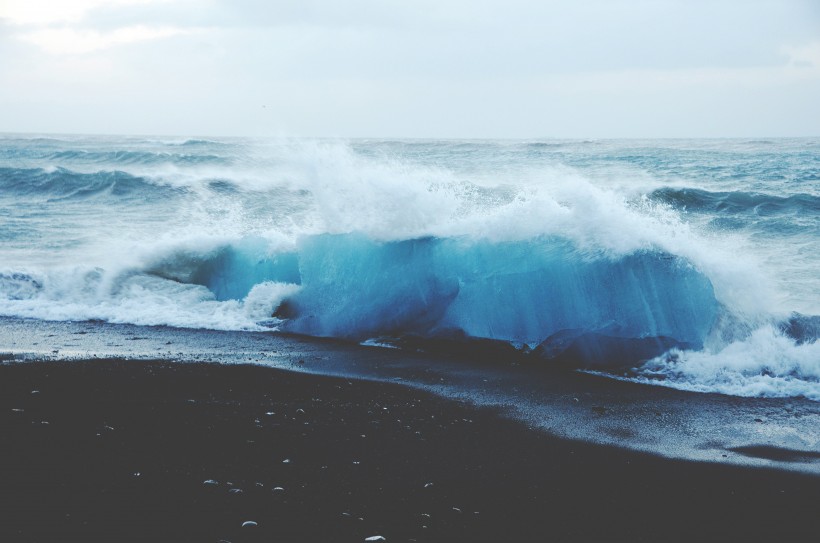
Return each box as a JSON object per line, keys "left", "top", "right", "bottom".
{"left": 1, "top": 359, "right": 819, "bottom": 542}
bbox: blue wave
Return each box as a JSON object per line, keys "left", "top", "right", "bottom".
{"left": 781, "top": 314, "right": 820, "bottom": 345}
{"left": 0, "top": 167, "right": 184, "bottom": 201}
{"left": 166, "top": 234, "right": 719, "bottom": 367}
{"left": 0, "top": 146, "right": 226, "bottom": 166}
{"left": 44, "top": 149, "right": 225, "bottom": 166}
{"left": 176, "top": 139, "right": 224, "bottom": 147}
{"left": 650, "top": 187, "right": 820, "bottom": 216}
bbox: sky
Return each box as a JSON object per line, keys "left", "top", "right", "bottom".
{"left": 0, "top": 0, "right": 818, "bottom": 138}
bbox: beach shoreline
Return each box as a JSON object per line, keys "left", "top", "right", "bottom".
{"left": 3, "top": 316, "right": 820, "bottom": 475}
{"left": 2, "top": 358, "right": 819, "bottom": 542}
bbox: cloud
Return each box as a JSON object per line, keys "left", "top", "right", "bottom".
{"left": 782, "top": 41, "right": 820, "bottom": 69}
{"left": 0, "top": 0, "right": 199, "bottom": 55}
{"left": 1, "top": 0, "right": 817, "bottom": 137}
{"left": 0, "top": 0, "right": 170, "bottom": 26}
{"left": 18, "top": 25, "right": 193, "bottom": 55}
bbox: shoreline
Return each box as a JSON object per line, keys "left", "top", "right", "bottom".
{"left": 3, "top": 316, "right": 820, "bottom": 475}
{"left": 2, "top": 358, "right": 819, "bottom": 542}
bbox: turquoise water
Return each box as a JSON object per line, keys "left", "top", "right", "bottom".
{"left": 1, "top": 135, "right": 818, "bottom": 399}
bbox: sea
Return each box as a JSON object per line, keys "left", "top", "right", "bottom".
{"left": 1, "top": 134, "right": 818, "bottom": 403}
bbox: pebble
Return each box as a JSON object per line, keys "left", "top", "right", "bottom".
{"left": 203, "top": 479, "right": 219, "bottom": 486}
{"left": 282, "top": 458, "right": 291, "bottom": 463}
{"left": 272, "top": 486, "right": 284, "bottom": 492}
{"left": 241, "top": 521, "right": 258, "bottom": 528}
{"left": 365, "top": 536, "right": 385, "bottom": 542}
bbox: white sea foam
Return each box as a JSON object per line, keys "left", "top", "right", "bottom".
{"left": 243, "top": 281, "right": 300, "bottom": 322}
{"left": 1, "top": 136, "right": 817, "bottom": 400}
{"left": 635, "top": 326, "right": 820, "bottom": 400}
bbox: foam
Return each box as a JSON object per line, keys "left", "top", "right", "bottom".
{"left": 1, "top": 136, "right": 817, "bottom": 399}
{"left": 635, "top": 325, "right": 820, "bottom": 400}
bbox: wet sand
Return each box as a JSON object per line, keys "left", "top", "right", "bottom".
{"left": 1, "top": 359, "right": 819, "bottom": 542}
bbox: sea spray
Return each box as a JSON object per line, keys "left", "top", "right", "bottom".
{"left": 1, "top": 135, "right": 817, "bottom": 399}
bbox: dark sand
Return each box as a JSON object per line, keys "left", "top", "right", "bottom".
{"left": 1, "top": 360, "right": 819, "bottom": 542}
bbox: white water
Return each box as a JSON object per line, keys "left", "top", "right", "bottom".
{"left": 1, "top": 135, "right": 818, "bottom": 400}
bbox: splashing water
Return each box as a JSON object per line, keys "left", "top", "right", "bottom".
{"left": 1, "top": 135, "right": 818, "bottom": 399}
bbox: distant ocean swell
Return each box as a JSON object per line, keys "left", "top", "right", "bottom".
{"left": 0, "top": 167, "right": 185, "bottom": 201}
{"left": 0, "top": 136, "right": 818, "bottom": 400}
{"left": 649, "top": 187, "right": 820, "bottom": 216}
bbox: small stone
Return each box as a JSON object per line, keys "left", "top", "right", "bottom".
{"left": 203, "top": 479, "right": 219, "bottom": 486}
{"left": 424, "top": 483, "right": 433, "bottom": 488}
{"left": 241, "top": 521, "right": 258, "bottom": 528}
{"left": 229, "top": 488, "right": 243, "bottom": 494}
{"left": 272, "top": 486, "right": 284, "bottom": 492}
{"left": 365, "top": 536, "right": 385, "bottom": 542}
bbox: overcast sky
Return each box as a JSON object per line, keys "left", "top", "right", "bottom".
{"left": 1, "top": 0, "right": 818, "bottom": 138}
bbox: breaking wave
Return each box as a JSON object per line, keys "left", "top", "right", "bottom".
{"left": 1, "top": 136, "right": 818, "bottom": 400}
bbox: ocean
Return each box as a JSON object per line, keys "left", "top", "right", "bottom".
{"left": 1, "top": 134, "right": 818, "bottom": 401}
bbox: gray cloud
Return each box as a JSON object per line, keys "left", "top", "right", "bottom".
{"left": 1, "top": 0, "right": 818, "bottom": 137}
